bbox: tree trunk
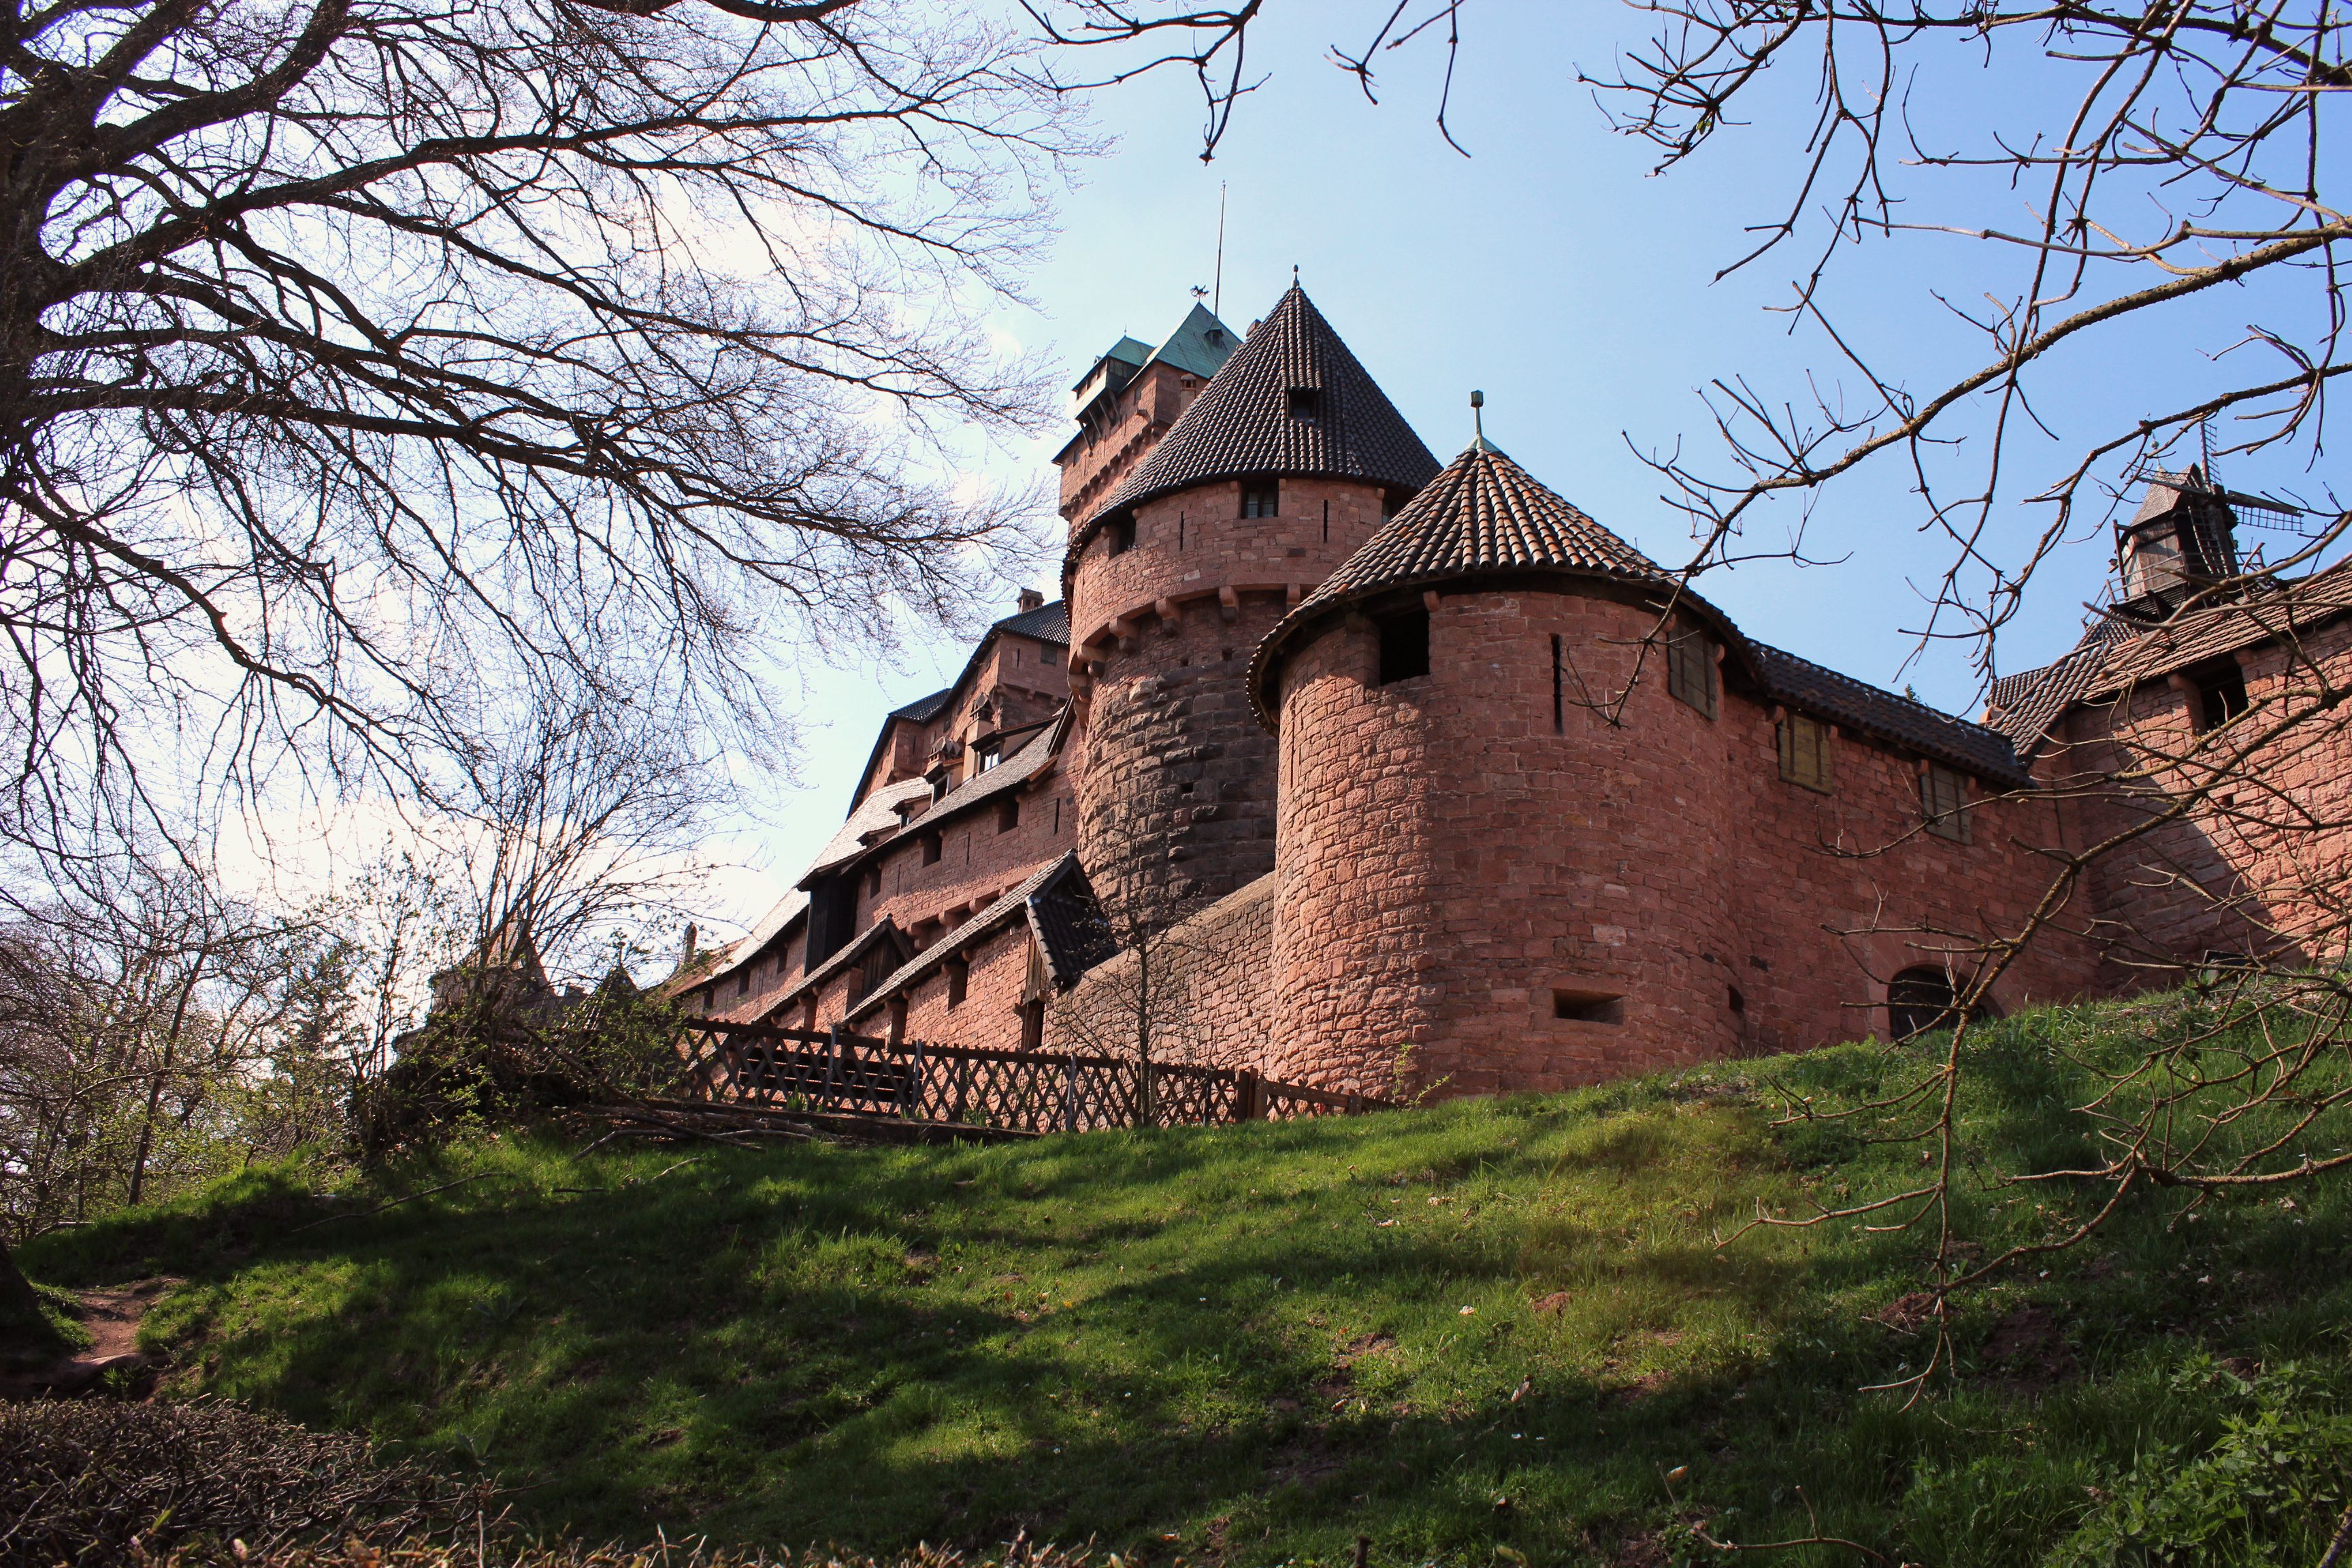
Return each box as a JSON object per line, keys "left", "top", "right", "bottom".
{"left": 0, "top": 1232, "right": 44, "bottom": 1327}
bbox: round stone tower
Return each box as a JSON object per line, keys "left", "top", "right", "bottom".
{"left": 1247, "top": 441, "right": 1757, "bottom": 1097}
{"left": 1064, "top": 286, "right": 1439, "bottom": 923}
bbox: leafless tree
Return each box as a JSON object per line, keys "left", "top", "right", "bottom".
{"left": 1049, "top": 879, "right": 1227, "bottom": 1122}
{"left": 0, "top": 862, "right": 303, "bottom": 1240}
{"left": 0, "top": 0, "right": 1084, "bottom": 882}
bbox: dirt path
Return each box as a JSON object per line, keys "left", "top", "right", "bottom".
{"left": 1, "top": 1277, "right": 178, "bottom": 1398}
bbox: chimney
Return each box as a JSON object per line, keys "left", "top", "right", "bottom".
{"left": 1017, "top": 587, "right": 1045, "bottom": 613}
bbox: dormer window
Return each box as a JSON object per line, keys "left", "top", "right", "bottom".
{"left": 1286, "top": 387, "right": 1321, "bottom": 422}
{"left": 1241, "top": 479, "right": 1278, "bottom": 519}
{"left": 1106, "top": 517, "right": 1135, "bottom": 557}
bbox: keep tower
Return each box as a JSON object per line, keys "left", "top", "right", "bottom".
{"left": 1061, "top": 286, "right": 1440, "bottom": 921}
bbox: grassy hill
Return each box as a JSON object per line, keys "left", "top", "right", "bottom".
{"left": 22, "top": 998, "right": 2352, "bottom": 1567}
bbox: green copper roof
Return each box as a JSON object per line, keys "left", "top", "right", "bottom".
{"left": 1141, "top": 304, "right": 1239, "bottom": 381}
{"left": 1069, "top": 335, "right": 1156, "bottom": 393}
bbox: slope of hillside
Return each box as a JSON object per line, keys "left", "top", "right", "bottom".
{"left": 23, "top": 999, "right": 2352, "bottom": 1567}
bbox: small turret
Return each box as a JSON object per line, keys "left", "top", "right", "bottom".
{"left": 2117, "top": 465, "right": 2242, "bottom": 611}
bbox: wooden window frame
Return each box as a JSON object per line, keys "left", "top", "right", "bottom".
{"left": 945, "top": 956, "right": 968, "bottom": 1008}
{"left": 1921, "top": 762, "right": 1971, "bottom": 843}
{"left": 1665, "top": 619, "right": 1717, "bottom": 719}
{"left": 1105, "top": 517, "right": 1135, "bottom": 557}
{"left": 996, "top": 795, "right": 1019, "bottom": 834}
{"left": 1241, "top": 478, "right": 1279, "bottom": 519}
{"left": 1778, "top": 713, "right": 1833, "bottom": 793}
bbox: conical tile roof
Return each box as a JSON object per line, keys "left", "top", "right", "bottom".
{"left": 1069, "top": 286, "right": 1440, "bottom": 559}
{"left": 1245, "top": 440, "right": 2036, "bottom": 783}
{"left": 1247, "top": 441, "right": 1673, "bottom": 725}
{"left": 1309, "top": 440, "right": 1667, "bottom": 600}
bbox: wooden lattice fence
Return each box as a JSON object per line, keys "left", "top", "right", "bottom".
{"left": 676, "top": 1019, "right": 1382, "bottom": 1135}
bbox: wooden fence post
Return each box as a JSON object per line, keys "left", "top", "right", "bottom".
{"left": 902, "top": 1039, "right": 927, "bottom": 1118}
{"left": 823, "top": 1027, "right": 840, "bottom": 1107}
{"left": 1236, "top": 1068, "right": 1262, "bottom": 1123}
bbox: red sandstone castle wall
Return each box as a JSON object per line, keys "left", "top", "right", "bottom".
{"left": 1060, "top": 363, "right": 1213, "bottom": 522}
{"left": 841, "top": 920, "right": 1034, "bottom": 1047}
{"left": 1051, "top": 870, "right": 1277, "bottom": 1067}
{"left": 1068, "top": 478, "right": 1392, "bottom": 921}
{"left": 2042, "top": 616, "right": 2352, "bottom": 979}
{"left": 853, "top": 775, "right": 1078, "bottom": 949}
{"left": 1269, "top": 586, "right": 2104, "bottom": 1096}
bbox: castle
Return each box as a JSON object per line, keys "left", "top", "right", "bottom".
{"left": 670, "top": 285, "right": 2352, "bottom": 1097}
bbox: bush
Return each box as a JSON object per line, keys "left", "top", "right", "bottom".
{"left": 355, "top": 982, "right": 687, "bottom": 1158}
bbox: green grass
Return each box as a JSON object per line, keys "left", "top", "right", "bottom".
{"left": 21, "top": 999, "right": 2352, "bottom": 1567}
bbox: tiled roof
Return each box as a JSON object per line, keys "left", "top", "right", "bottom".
{"left": 1747, "top": 644, "right": 2031, "bottom": 787}
{"left": 817, "top": 708, "right": 1071, "bottom": 889}
{"left": 992, "top": 598, "right": 1071, "bottom": 647}
{"left": 1249, "top": 442, "right": 1686, "bottom": 726}
{"left": 890, "top": 687, "right": 953, "bottom": 723}
{"left": 1984, "top": 564, "right": 2352, "bottom": 753}
{"left": 1138, "top": 304, "right": 1240, "bottom": 381}
{"left": 718, "top": 915, "right": 909, "bottom": 1026}
{"left": 1071, "top": 335, "right": 1155, "bottom": 393}
{"left": 1026, "top": 858, "right": 1117, "bottom": 987}
{"left": 1250, "top": 440, "right": 2033, "bottom": 785}
{"left": 1308, "top": 441, "right": 1667, "bottom": 603}
{"left": 1066, "top": 285, "right": 1439, "bottom": 567}
{"left": 848, "top": 598, "right": 1069, "bottom": 811}
{"left": 1983, "top": 642, "right": 2110, "bottom": 753}
{"left": 664, "top": 889, "right": 808, "bottom": 1000}
{"left": 842, "top": 853, "right": 1109, "bottom": 1025}
{"left": 806, "top": 776, "right": 932, "bottom": 882}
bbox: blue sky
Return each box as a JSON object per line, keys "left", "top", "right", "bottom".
{"left": 709, "top": 1, "right": 2341, "bottom": 927}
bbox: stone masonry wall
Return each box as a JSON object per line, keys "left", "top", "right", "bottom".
{"left": 1070, "top": 476, "right": 1394, "bottom": 924}
{"left": 843, "top": 919, "right": 1033, "bottom": 1048}
{"left": 1051, "top": 870, "right": 1277, "bottom": 1068}
{"left": 853, "top": 770, "right": 1079, "bottom": 949}
{"left": 2044, "top": 615, "right": 2352, "bottom": 980}
{"left": 1270, "top": 586, "right": 2106, "bottom": 1097}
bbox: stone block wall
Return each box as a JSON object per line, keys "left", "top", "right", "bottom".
{"left": 1051, "top": 870, "right": 1277, "bottom": 1068}
{"left": 844, "top": 918, "right": 1034, "bottom": 1047}
{"left": 854, "top": 773, "right": 1078, "bottom": 946}
{"left": 1068, "top": 476, "right": 1394, "bottom": 924}
{"left": 1269, "top": 585, "right": 2107, "bottom": 1097}
{"left": 2044, "top": 616, "right": 2352, "bottom": 978}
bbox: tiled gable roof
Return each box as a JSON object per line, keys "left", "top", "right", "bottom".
{"left": 1066, "top": 285, "right": 1439, "bottom": 566}
{"left": 1746, "top": 644, "right": 2030, "bottom": 787}
{"left": 806, "top": 776, "right": 933, "bottom": 882}
{"left": 816, "top": 708, "right": 1071, "bottom": 889}
{"left": 889, "top": 686, "right": 953, "bottom": 724}
{"left": 715, "top": 915, "right": 909, "bottom": 1026}
{"left": 1026, "top": 858, "right": 1119, "bottom": 987}
{"left": 848, "top": 598, "right": 1070, "bottom": 811}
{"left": 662, "top": 889, "right": 808, "bottom": 1000}
{"left": 1983, "top": 563, "right": 2352, "bottom": 753}
{"left": 842, "top": 853, "right": 1110, "bottom": 1025}
{"left": 993, "top": 598, "right": 1070, "bottom": 647}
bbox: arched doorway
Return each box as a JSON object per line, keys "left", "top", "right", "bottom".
{"left": 1887, "top": 967, "right": 1959, "bottom": 1039}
